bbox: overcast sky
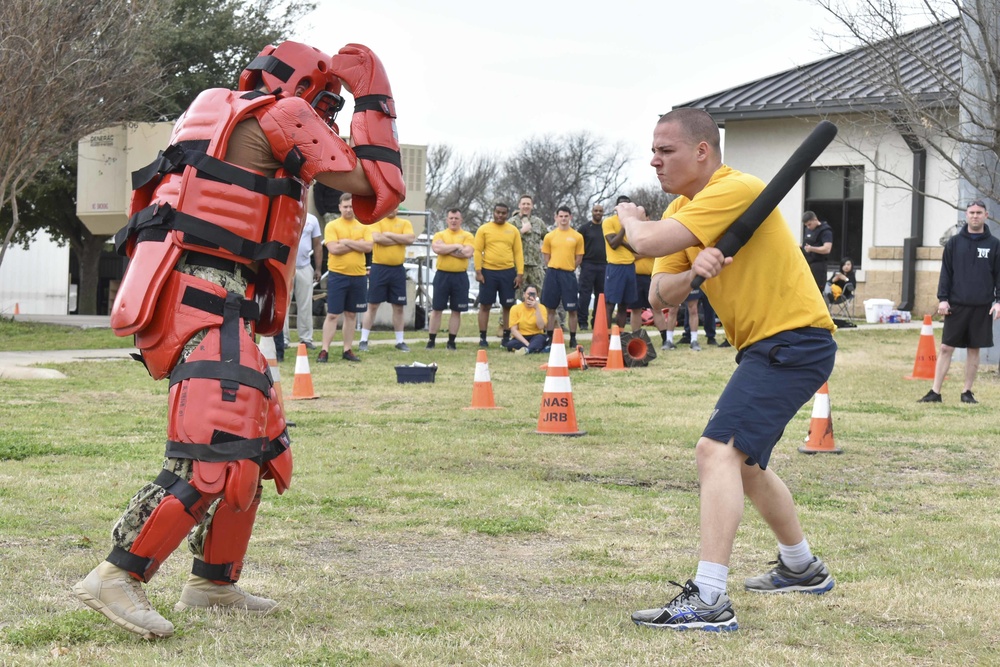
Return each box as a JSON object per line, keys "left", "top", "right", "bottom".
{"left": 291, "top": 0, "right": 875, "bottom": 187}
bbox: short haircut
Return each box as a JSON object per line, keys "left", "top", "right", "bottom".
{"left": 339, "top": 192, "right": 353, "bottom": 203}
{"left": 968, "top": 199, "right": 988, "bottom": 211}
{"left": 802, "top": 211, "right": 818, "bottom": 223}
{"left": 494, "top": 202, "right": 509, "bottom": 211}
{"left": 556, "top": 205, "right": 572, "bottom": 215}
{"left": 657, "top": 108, "right": 721, "bottom": 152}
{"left": 615, "top": 195, "right": 631, "bottom": 204}
{"left": 519, "top": 194, "right": 533, "bottom": 203}
{"left": 446, "top": 208, "right": 462, "bottom": 216}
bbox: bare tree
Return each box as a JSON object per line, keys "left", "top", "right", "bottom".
{"left": 625, "top": 185, "right": 677, "bottom": 221}
{"left": 815, "top": 0, "right": 1000, "bottom": 217}
{"left": 426, "top": 145, "right": 500, "bottom": 230}
{"left": 0, "top": 0, "right": 167, "bottom": 271}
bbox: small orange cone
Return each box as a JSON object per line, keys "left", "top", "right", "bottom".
{"left": 540, "top": 345, "right": 588, "bottom": 371}
{"left": 536, "top": 328, "right": 585, "bottom": 436}
{"left": 604, "top": 325, "right": 626, "bottom": 371}
{"left": 257, "top": 337, "right": 286, "bottom": 411}
{"left": 465, "top": 349, "right": 500, "bottom": 409}
{"left": 905, "top": 315, "right": 937, "bottom": 380}
{"left": 13, "top": 303, "right": 20, "bottom": 315}
{"left": 288, "top": 343, "right": 319, "bottom": 400}
{"left": 799, "top": 383, "right": 841, "bottom": 454}
{"left": 590, "top": 293, "right": 609, "bottom": 358}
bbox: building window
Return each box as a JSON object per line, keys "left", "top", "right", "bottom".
{"left": 804, "top": 166, "right": 864, "bottom": 268}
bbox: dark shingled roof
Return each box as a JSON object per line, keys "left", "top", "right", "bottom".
{"left": 678, "top": 18, "right": 961, "bottom": 122}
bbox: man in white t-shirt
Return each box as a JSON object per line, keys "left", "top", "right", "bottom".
{"left": 283, "top": 212, "right": 323, "bottom": 349}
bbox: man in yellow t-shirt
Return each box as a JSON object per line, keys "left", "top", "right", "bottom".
{"left": 541, "top": 206, "right": 584, "bottom": 348}
{"left": 319, "top": 193, "right": 373, "bottom": 363}
{"left": 358, "top": 208, "right": 415, "bottom": 353}
{"left": 619, "top": 108, "right": 836, "bottom": 633}
{"left": 427, "top": 208, "right": 475, "bottom": 350}
{"left": 473, "top": 202, "right": 524, "bottom": 348}
{"left": 602, "top": 195, "right": 638, "bottom": 329}
{"left": 502, "top": 285, "right": 548, "bottom": 354}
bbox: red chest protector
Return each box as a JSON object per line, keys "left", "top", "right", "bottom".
{"left": 111, "top": 89, "right": 358, "bottom": 378}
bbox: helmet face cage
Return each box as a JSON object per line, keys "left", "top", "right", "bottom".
{"left": 312, "top": 90, "right": 345, "bottom": 129}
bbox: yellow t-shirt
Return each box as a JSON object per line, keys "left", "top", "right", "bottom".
{"left": 474, "top": 222, "right": 524, "bottom": 273}
{"left": 602, "top": 214, "right": 635, "bottom": 265}
{"left": 508, "top": 302, "right": 548, "bottom": 336}
{"left": 432, "top": 228, "right": 475, "bottom": 272}
{"left": 652, "top": 165, "right": 834, "bottom": 349}
{"left": 324, "top": 216, "right": 373, "bottom": 277}
{"left": 542, "top": 228, "right": 585, "bottom": 271}
{"left": 371, "top": 215, "right": 414, "bottom": 266}
{"left": 634, "top": 256, "right": 655, "bottom": 276}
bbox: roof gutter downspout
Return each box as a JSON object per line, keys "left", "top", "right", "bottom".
{"left": 895, "top": 120, "right": 926, "bottom": 312}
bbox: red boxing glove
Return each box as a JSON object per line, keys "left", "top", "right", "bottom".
{"left": 331, "top": 44, "right": 406, "bottom": 223}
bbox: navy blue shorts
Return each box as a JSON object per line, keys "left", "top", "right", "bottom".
{"left": 541, "top": 269, "right": 579, "bottom": 311}
{"left": 367, "top": 263, "right": 407, "bottom": 305}
{"left": 684, "top": 287, "right": 703, "bottom": 303}
{"left": 326, "top": 273, "right": 368, "bottom": 315}
{"left": 432, "top": 270, "right": 470, "bottom": 312}
{"left": 605, "top": 264, "right": 638, "bottom": 306}
{"left": 633, "top": 274, "right": 652, "bottom": 309}
{"left": 478, "top": 268, "right": 517, "bottom": 308}
{"left": 702, "top": 327, "right": 836, "bottom": 470}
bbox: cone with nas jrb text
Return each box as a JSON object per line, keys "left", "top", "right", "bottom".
{"left": 536, "top": 328, "right": 585, "bottom": 436}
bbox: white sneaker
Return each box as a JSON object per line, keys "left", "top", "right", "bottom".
{"left": 72, "top": 561, "right": 174, "bottom": 639}
{"left": 174, "top": 574, "right": 278, "bottom": 613}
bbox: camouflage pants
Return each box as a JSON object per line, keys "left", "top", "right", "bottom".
{"left": 522, "top": 265, "right": 545, "bottom": 297}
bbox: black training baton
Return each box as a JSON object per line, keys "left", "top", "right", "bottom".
{"left": 690, "top": 120, "right": 838, "bottom": 288}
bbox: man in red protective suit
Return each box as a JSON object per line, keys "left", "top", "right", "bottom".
{"left": 71, "top": 40, "right": 405, "bottom": 639}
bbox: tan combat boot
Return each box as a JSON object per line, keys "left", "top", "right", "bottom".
{"left": 72, "top": 561, "right": 174, "bottom": 639}
{"left": 174, "top": 574, "right": 278, "bottom": 613}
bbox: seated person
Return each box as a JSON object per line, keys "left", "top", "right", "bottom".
{"left": 503, "top": 285, "right": 549, "bottom": 354}
{"left": 827, "top": 257, "right": 856, "bottom": 301}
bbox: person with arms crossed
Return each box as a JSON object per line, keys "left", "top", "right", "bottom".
{"left": 577, "top": 203, "right": 608, "bottom": 330}
{"left": 427, "top": 208, "right": 474, "bottom": 350}
{"left": 603, "top": 195, "right": 639, "bottom": 330}
{"left": 541, "top": 206, "right": 584, "bottom": 349}
{"left": 73, "top": 41, "right": 404, "bottom": 638}
{"left": 474, "top": 202, "right": 524, "bottom": 348}
{"left": 502, "top": 285, "right": 548, "bottom": 354}
{"left": 319, "top": 193, "right": 373, "bottom": 363}
{"left": 918, "top": 200, "right": 1000, "bottom": 404}
{"left": 358, "top": 207, "right": 415, "bottom": 352}
{"left": 618, "top": 108, "right": 836, "bottom": 632}
{"left": 283, "top": 210, "right": 323, "bottom": 350}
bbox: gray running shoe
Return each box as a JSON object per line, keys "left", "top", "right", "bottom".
{"left": 395, "top": 342, "right": 411, "bottom": 352}
{"left": 661, "top": 340, "right": 677, "bottom": 351}
{"left": 744, "top": 556, "right": 834, "bottom": 594}
{"left": 358, "top": 341, "right": 369, "bottom": 352}
{"left": 631, "top": 580, "right": 738, "bottom": 632}
{"left": 690, "top": 340, "right": 702, "bottom": 351}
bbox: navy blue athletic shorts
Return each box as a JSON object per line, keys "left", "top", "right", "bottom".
{"left": 326, "top": 273, "right": 368, "bottom": 315}
{"left": 478, "top": 267, "right": 517, "bottom": 308}
{"left": 633, "top": 273, "right": 652, "bottom": 309}
{"left": 604, "top": 263, "right": 638, "bottom": 306}
{"left": 702, "top": 327, "right": 836, "bottom": 470}
{"left": 432, "top": 270, "right": 471, "bottom": 312}
{"left": 541, "top": 269, "right": 579, "bottom": 311}
{"left": 367, "top": 263, "right": 407, "bottom": 305}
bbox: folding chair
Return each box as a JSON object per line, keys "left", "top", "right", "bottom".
{"left": 825, "top": 281, "right": 856, "bottom": 326}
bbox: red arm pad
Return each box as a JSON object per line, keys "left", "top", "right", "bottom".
{"left": 331, "top": 44, "right": 406, "bottom": 223}
{"left": 255, "top": 96, "right": 359, "bottom": 184}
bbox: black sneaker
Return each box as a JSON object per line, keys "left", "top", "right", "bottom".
{"left": 342, "top": 350, "right": 361, "bottom": 362}
{"left": 479, "top": 339, "right": 489, "bottom": 348}
{"left": 446, "top": 342, "right": 457, "bottom": 351}
{"left": 395, "top": 342, "right": 410, "bottom": 352}
{"left": 317, "top": 350, "right": 329, "bottom": 363}
{"left": 961, "top": 390, "right": 978, "bottom": 404}
{"left": 744, "top": 556, "right": 834, "bottom": 594}
{"left": 425, "top": 340, "right": 435, "bottom": 349}
{"left": 706, "top": 338, "right": 718, "bottom": 346}
{"left": 918, "top": 390, "right": 942, "bottom": 403}
{"left": 719, "top": 340, "right": 732, "bottom": 348}
{"left": 631, "top": 580, "right": 738, "bottom": 632}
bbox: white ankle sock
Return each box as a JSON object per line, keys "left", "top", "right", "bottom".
{"left": 395, "top": 331, "right": 405, "bottom": 344}
{"left": 360, "top": 329, "right": 371, "bottom": 342}
{"left": 778, "top": 538, "right": 814, "bottom": 572}
{"left": 694, "top": 561, "right": 728, "bottom": 604}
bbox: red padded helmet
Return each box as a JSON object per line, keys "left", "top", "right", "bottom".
{"left": 239, "top": 41, "right": 344, "bottom": 126}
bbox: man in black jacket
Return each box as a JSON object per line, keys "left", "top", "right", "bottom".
{"left": 802, "top": 211, "right": 833, "bottom": 293}
{"left": 919, "top": 200, "right": 1000, "bottom": 404}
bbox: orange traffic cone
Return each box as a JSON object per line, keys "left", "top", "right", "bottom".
{"left": 465, "top": 349, "right": 500, "bottom": 409}
{"left": 604, "top": 325, "right": 626, "bottom": 371}
{"left": 798, "top": 383, "right": 841, "bottom": 454}
{"left": 257, "top": 337, "right": 286, "bottom": 410}
{"left": 13, "top": 302, "right": 20, "bottom": 315}
{"left": 540, "top": 345, "right": 589, "bottom": 371}
{"left": 590, "top": 293, "right": 609, "bottom": 358}
{"left": 536, "top": 329, "right": 585, "bottom": 436}
{"left": 288, "top": 343, "right": 319, "bottom": 400}
{"left": 905, "top": 315, "right": 937, "bottom": 380}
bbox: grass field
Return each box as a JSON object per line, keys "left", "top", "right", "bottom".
{"left": 1, "top": 319, "right": 998, "bottom": 666}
